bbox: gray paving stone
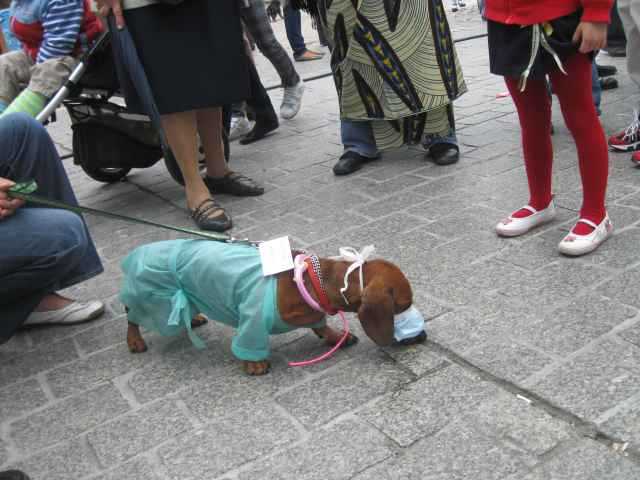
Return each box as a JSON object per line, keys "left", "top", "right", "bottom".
{"left": 10, "top": 438, "right": 97, "bottom": 480}
{"left": 276, "top": 350, "right": 411, "bottom": 428}
{"left": 75, "top": 318, "right": 125, "bottom": 355}
{"left": 530, "top": 339, "right": 640, "bottom": 421}
{"left": 238, "top": 418, "right": 395, "bottom": 480}
{"left": 127, "top": 337, "right": 235, "bottom": 405}
{"left": 93, "top": 457, "right": 160, "bottom": 480}
{"left": 601, "top": 265, "right": 640, "bottom": 309}
{"left": 464, "top": 340, "right": 554, "bottom": 384}
{"left": 423, "top": 205, "right": 502, "bottom": 238}
{"left": 158, "top": 402, "right": 300, "bottom": 480}
{"left": 359, "top": 364, "right": 501, "bottom": 446}
{"left": 179, "top": 353, "right": 307, "bottom": 425}
{"left": 513, "top": 295, "right": 637, "bottom": 357}
{"left": 0, "top": 379, "right": 48, "bottom": 422}
{"left": 0, "top": 439, "right": 8, "bottom": 467}
{"left": 516, "top": 440, "right": 640, "bottom": 479}
{"left": 10, "top": 384, "right": 130, "bottom": 451}
{"left": 473, "top": 393, "right": 571, "bottom": 456}
{"left": 619, "top": 322, "right": 640, "bottom": 348}
{"left": 585, "top": 228, "right": 640, "bottom": 269}
{"left": 353, "top": 418, "right": 533, "bottom": 480}
{"left": 88, "top": 400, "right": 192, "bottom": 467}
{"left": 0, "top": 338, "right": 79, "bottom": 388}
{"left": 496, "top": 262, "right": 606, "bottom": 309}
{"left": 384, "top": 342, "right": 449, "bottom": 377}
{"left": 47, "top": 343, "right": 153, "bottom": 398}
{"left": 427, "top": 308, "right": 516, "bottom": 354}
{"left": 601, "top": 400, "right": 640, "bottom": 447}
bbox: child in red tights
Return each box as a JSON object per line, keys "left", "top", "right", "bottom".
{"left": 487, "top": 1, "right": 613, "bottom": 256}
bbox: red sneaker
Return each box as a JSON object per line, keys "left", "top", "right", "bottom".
{"left": 631, "top": 151, "right": 640, "bottom": 166}
{"left": 609, "top": 112, "right": 640, "bottom": 152}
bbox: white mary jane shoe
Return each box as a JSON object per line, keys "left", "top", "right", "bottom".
{"left": 24, "top": 301, "right": 105, "bottom": 327}
{"left": 496, "top": 202, "right": 557, "bottom": 237}
{"left": 558, "top": 215, "right": 613, "bottom": 257}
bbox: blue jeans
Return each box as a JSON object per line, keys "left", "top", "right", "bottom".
{"left": 341, "top": 119, "right": 459, "bottom": 158}
{"left": 592, "top": 59, "right": 602, "bottom": 115}
{"left": 284, "top": 5, "right": 306, "bottom": 56}
{"left": 0, "top": 113, "right": 103, "bottom": 340}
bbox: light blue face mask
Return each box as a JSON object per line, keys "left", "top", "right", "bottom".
{"left": 394, "top": 305, "right": 426, "bottom": 342}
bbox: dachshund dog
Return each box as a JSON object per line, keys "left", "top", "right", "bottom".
{"left": 122, "top": 240, "right": 421, "bottom": 376}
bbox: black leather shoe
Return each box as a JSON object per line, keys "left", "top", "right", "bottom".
{"left": 596, "top": 64, "right": 617, "bottom": 77}
{"left": 239, "top": 116, "right": 279, "bottom": 145}
{"left": 332, "top": 151, "right": 377, "bottom": 176}
{"left": 429, "top": 143, "right": 459, "bottom": 166}
{"left": 190, "top": 198, "right": 232, "bottom": 232}
{"left": 205, "top": 172, "right": 264, "bottom": 196}
{"left": 600, "top": 77, "right": 619, "bottom": 90}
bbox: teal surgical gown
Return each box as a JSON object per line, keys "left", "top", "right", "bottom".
{"left": 120, "top": 240, "right": 305, "bottom": 361}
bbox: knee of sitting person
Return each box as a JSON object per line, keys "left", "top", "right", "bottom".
{"left": 0, "top": 112, "right": 44, "bottom": 138}
{"left": 39, "top": 210, "right": 89, "bottom": 263}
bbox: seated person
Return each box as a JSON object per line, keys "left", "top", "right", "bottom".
{"left": 0, "top": 113, "right": 104, "bottom": 345}
{"left": 0, "top": 0, "right": 102, "bottom": 118}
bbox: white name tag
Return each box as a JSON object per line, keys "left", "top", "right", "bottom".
{"left": 259, "top": 236, "right": 294, "bottom": 276}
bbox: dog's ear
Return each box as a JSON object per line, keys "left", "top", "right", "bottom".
{"left": 357, "top": 276, "right": 395, "bottom": 346}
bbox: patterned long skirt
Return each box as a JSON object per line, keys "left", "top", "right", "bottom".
{"left": 319, "top": 0, "right": 467, "bottom": 150}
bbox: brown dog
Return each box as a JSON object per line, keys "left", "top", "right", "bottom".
{"left": 124, "top": 242, "right": 417, "bottom": 376}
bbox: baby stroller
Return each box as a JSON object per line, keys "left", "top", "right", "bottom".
{"left": 37, "top": 30, "right": 228, "bottom": 184}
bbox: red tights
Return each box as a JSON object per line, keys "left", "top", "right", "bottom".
{"left": 505, "top": 53, "right": 609, "bottom": 234}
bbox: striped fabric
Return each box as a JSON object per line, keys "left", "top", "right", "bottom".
{"left": 38, "top": 0, "right": 83, "bottom": 62}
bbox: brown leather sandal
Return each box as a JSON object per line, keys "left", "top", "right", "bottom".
{"left": 190, "top": 198, "right": 232, "bottom": 232}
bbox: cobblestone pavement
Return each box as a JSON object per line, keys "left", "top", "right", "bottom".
{"left": 3, "top": 3, "right": 640, "bottom": 479}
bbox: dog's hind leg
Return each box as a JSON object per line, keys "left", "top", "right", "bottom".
{"left": 312, "top": 325, "right": 359, "bottom": 348}
{"left": 191, "top": 314, "right": 208, "bottom": 329}
{"left": 125, "top": 307, "right": 148, "bottom": 353}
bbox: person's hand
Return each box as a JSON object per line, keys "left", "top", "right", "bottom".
{"left": 96, "top": 0, "right": 125, "bottom": 29}
{"left": 0, "top": 178, "right": 25, "bottom": 220}
{"left": 266, "top": 0, "right": 283, "bottom": 22}
{"left": 573, "top": 22, "right": 608, "bottom": 54}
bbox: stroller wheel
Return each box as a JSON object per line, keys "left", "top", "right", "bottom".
{"left": 80, "top": 164, "right": 131, "bottom": 183}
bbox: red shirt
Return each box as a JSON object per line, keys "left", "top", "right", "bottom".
{"left": 485, "top": 0, "right": 613, "bottom": 26}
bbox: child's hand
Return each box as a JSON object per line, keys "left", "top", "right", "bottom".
{"left": 573, "top": 22, "right": 608, "bottom": 54}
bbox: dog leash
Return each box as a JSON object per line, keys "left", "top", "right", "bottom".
{"left": 9, "top": 180, "right": 354, "bottom": 367}
{"left": 8, "top": 180, "right": 255, "bottom": 245}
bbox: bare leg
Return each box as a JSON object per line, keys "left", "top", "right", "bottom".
{"left": 161, "top": 111, "right": 222, "bottom": 214}
{"left": 196, "top": 108, "right": 227, "bottom": 178}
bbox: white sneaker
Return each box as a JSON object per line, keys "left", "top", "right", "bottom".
{"left": 280, "top": 80, "right": 305, "bottom": 120}
{"left": 458, "top": 0, "right": 466, "bottom": 6}
{"left": 229, "top": 116, "right": 253, "bottom": 142}
{"left": 558, "top": 215, "right": 613, "bottom": 257}
{"left": 24, "top": 300, "right": 105, "bottom": 326}
{"left": 496, "top": 202, "right": 557, "bottom": 237}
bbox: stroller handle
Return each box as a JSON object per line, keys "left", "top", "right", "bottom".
{"left": 36, "top": 31, "right": 112, "bottom": 124}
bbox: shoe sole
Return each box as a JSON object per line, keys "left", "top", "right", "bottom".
{"left": 558, "top": 233, "right": 612, "bottom": 257}
{"left": 610, "top": 141, "right": 640, "bottom": 152}
{"left": 496, "top": 214, "right": 556, "bottom": 238}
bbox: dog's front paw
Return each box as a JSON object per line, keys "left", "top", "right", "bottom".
{"left": 243, "top": 360, "right": 271, "bottom": 376}
{"left": 127, "top": 335, "right": 148, "bottom": 353}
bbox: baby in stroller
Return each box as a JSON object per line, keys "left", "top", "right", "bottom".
{"left": 0, "top": 0, "right": 102, "bottom": 118}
